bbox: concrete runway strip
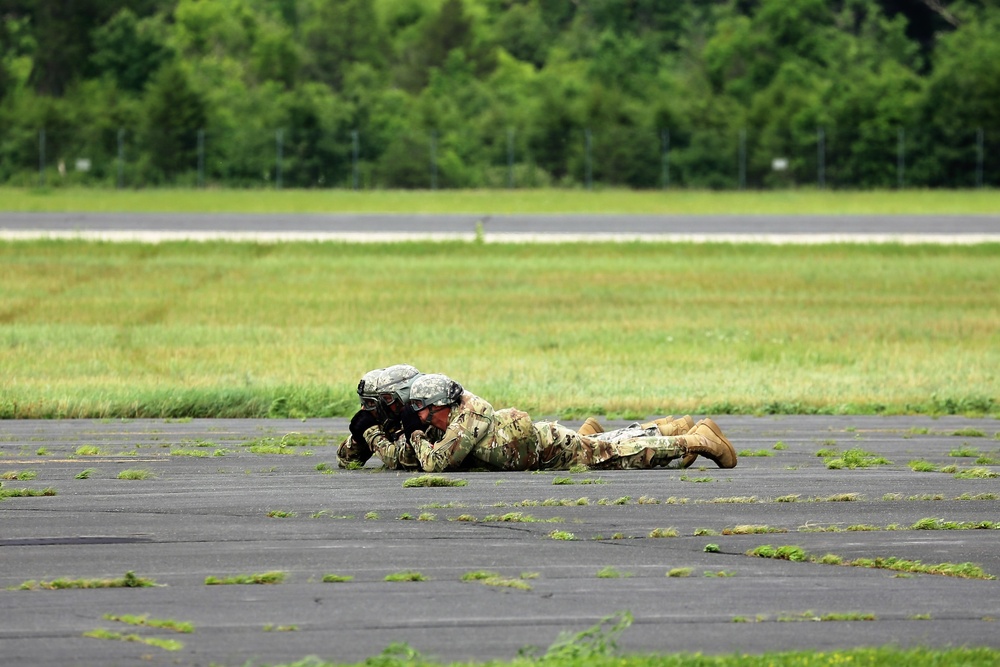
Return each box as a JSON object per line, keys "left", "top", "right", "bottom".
{"left": 2, "top": 415, "right": 999, "bottom": 666}
{"left": 2, "top": 212, "right": 999, "bottom": 243}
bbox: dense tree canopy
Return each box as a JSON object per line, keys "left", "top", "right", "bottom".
{"left": 0, "top": 0, "right": 997, "bottom": 188}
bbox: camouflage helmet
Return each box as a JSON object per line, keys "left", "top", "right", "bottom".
{"left": 357, "top": 368, "right": 385, "bottom": 411}
{"left": 374, "top": 364, "right": 421, "bottom": 408}
{"left": 407, "top": 373, "right": 464, "bottom": 411}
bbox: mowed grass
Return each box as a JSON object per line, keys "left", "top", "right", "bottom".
{"left": 3, "top": 186, "right": 1000, "bottom": 214}
{"left": 1, "top": 240, "right": 997, "bottom": 418}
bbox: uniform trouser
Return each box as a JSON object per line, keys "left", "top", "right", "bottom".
{"left": 490, "top": 410, "right": 687, "bottom": 471}
{"left": 534, "top": 422, "right": 686, "bottom": 470}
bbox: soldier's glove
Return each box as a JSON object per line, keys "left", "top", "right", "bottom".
{"left": 400, "top": 406, "right": 424, "bottom": 438}
{"left": 349, "top": 410, "right": 379, "bottom": 444}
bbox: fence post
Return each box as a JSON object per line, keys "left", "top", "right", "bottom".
{"left": 352, "top": 130, "right": 360, "bottom": 190}
{"left": 197, "top": 129, "right": 205, "bottom": 188}
{"left": 117, "top": 128, "right": 125, "bottom": 190}
{"left": 38, "top": 128, "right": 46, "bottom": 187}
{"left": 738, "top": 128, "right": 746, "bottom": 190}
{"left": 430, "top": 130, "right": 438, "bottom": 190}
{"left": 897, "top": 127, "right": 905, "bottom": 189}
{"left": 817, "top": 127, "right": 826, "bottom": 189}
{"left": 661, "top": 128, "right": 670, "bottom": 190}
{"left": 276, "top": 128, "right": 283, "bottom": 190}
{"left": 507, "top": 128, "right": 515, "bottom": 189}
{"left": 585, "top": 128, "right": 592, "bottom": 190}
{"left": 976, "top": 127, "right": 984, "bottom": 189}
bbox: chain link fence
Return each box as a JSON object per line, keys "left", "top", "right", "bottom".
{"left": 6, "top": 124, "right": 996, "bottom": 190}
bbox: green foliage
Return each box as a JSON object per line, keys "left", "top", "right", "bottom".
{"left": 541, "top": 610, "right": 632, "bottom": 661}
{"left": 1, "top": 2, "right": 999, "bottom": 189}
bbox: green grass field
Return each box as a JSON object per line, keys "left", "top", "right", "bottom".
{"left": 2, "top": 239, "right": 997, "bottom": 419}
{"left": 3, "top": 186, "right": 1000, "bottom": 214}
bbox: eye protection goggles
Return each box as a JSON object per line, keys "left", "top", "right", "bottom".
{"left": 360, "top": 396, "right": 379, "bottom": 411}
{"left": 409, "top": 397, "right": 430, "bottom": 411}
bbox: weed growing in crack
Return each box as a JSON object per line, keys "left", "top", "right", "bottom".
{"left": 103, "top": 613, "right": 193, "bottom": 633}
{"left": 596, "top": 567, "right": 631, "bottom": 579}
{"left": 16, "top": 571, "right": 157, "bottom": 590}
{"left": 824, "top": 448, "right": 891, "bottom": 469}
{"left": 83, "top": 628, "right": 182, "bottom": 651}
{"left": 648, "top": 527, "right": 679, "bottom": 538}
{"left": 205, "top": 572, "right": 285, "bottom": 585}
{"left": 548, "top": 530, "right": 576, "bottom": 540}
{"left": 1, "top": 470, "right": 36, "bottom": 480}
{"left": 384, "top": 571, "right": 427, "bottom": 582}
{"left": 117, "top": 469, "right": 154, "bottom": 480}
{"left": 402, "top": 475, "right": 467, "bottom": 487}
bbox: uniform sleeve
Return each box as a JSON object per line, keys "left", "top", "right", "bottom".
{"left": 411, "top": 403, "right": 493, "bottom": 472}
{"left": 363, "top": 426, "right": 419, "bottom": 470}
{"left": 336, "top": 436, "right": 372, "bottom": 468}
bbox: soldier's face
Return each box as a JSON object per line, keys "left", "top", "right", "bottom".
{"left": 380, "top": 392, "right": 404, "bottom": 416}
{"left": 427, "top": 405, "right": 451, "bottom": 431}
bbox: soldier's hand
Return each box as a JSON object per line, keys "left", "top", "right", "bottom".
{"left": 400, "top": 406, "right": 424, "bottom": 437}
{"left": 349, "top": 410, "right": 379, "bottom": 443}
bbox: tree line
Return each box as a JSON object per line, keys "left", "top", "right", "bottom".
{"left": 1, "top": 0, "right": 998, "bottom": 189}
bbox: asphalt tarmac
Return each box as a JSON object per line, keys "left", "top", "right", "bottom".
{"left": 2, "top": 415, "right": 999, "bottom": 666}
{"left": 2, "top": 212, "right": 1000, "bottom": 243}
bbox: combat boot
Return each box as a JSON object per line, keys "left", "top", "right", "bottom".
{"left": 680, "top": 418, "right": 737, "bottom": 469}
{"left": 639, "top": 415, "right": 699, "bottom": 468}
{"left": 578, "top": 417, "right": 604, "bottom": 436}
{"left": 642, "top": 415, "right": 692, "bottom": 436}
{"left": 677, "top": 416, "right": 700, "bottom": 468}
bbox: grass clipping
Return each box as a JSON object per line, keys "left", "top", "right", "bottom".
{"left": 403, "top": 475, "right": 467, "bottom": 488}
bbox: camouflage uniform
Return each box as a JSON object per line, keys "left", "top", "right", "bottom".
{"left": 362, "top": 425, "right": 425, "bottom": 470}
{"left": 532, "top": 422, "right": 686, "bottom": 470}
{"left": 409, "top": 392, "right": 496, "bottom": 472}
{"left": 410, "top": 393, "right": 687, "bottom": 472}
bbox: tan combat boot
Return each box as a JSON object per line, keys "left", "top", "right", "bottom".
{"left": 681, "top": 418, "right": 737, "bottom": 469}
{"left": 643, "top": 415, "right": 692, "bottom": 436}
{"left": 642, "top": 416, "right": 696, "bottom": 467}
{"left": 677, "top": 416, "right": 700, "bottom": 468}
{"left": 578, "top": 417, "right": 604, "bottom": 436}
